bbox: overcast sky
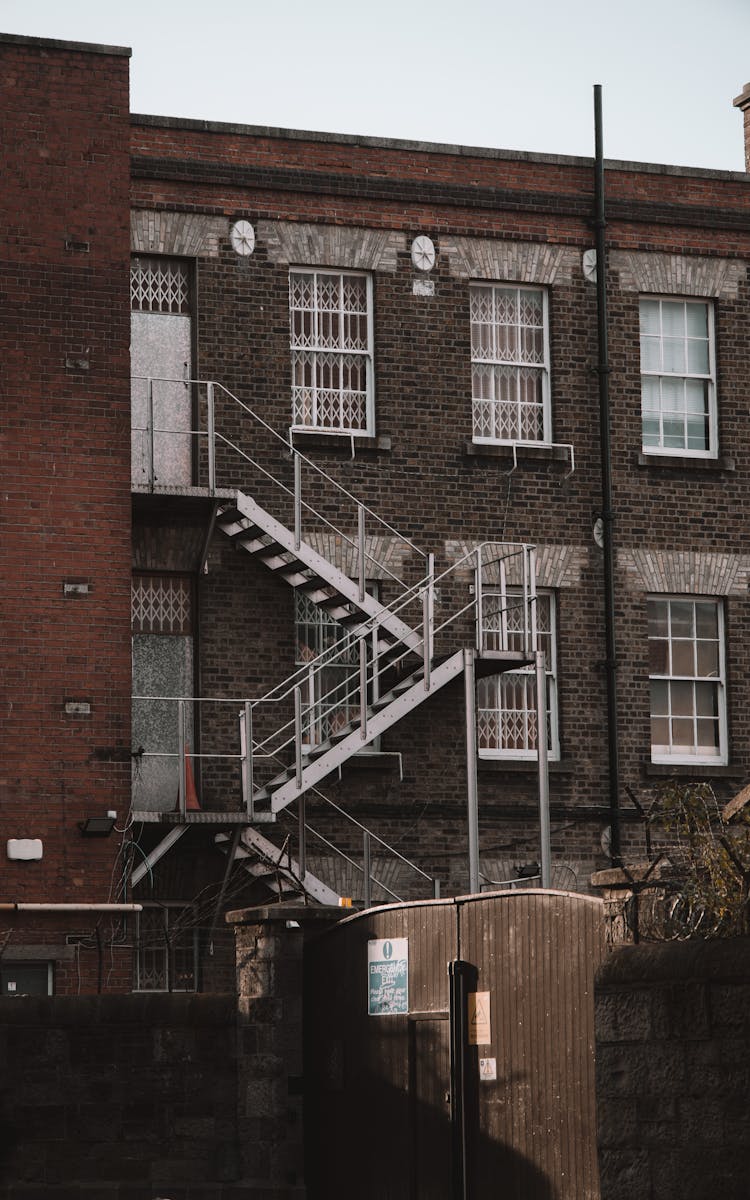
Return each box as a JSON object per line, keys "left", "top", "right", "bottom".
{"left": 3, "top": 0, "right": 750, "bottom": 171}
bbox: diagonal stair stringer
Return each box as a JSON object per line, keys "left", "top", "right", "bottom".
{"left": 267, "top": 650, "right": 466, "bottom": 814}
{"left": 218, "top": 826, "right": 343, "bottom": 905}
{"left": 221, "top": 490, "right": 424, "bottom": 654}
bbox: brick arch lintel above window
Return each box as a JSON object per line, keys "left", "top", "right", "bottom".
{"left": 619, "top": 549, "right": 750, "bottom": 595}
{"left": 130, "top": 209, "right": 228, "bottom": 258}
{"left": 305, "top": 532, "right": 410, "bottom": 581}
{"left": 445, "top": 541, "right": 588, "bottom": 587}
{"left": 610, "top": 251, "right": 748, "bottom": 299}
{"left": 258, "top": 221, "right": 407, "bottom": 273}
{"left": 442, "top": 237, "right": 579, "bottom": 285}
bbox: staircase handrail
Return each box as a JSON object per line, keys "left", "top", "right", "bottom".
{"left": 250, "top": 543, "right": 536, "bottom": 767}
{"left": 304, "top": 789, "right": 436, "bottom": 883}
{"left": 252, "top": 540, "right": 535, "bottom": 720}
{"left": 133, "top": 542, "right": 537, "bottom": 772}
{"left": 211, "top": 381, "right": 426, "bottom": 557}
{"left": 133, "top": 375, "right": 427, "bottom": 589}
{"left": 247, "top": 540, "right": 535, "bottom": 712}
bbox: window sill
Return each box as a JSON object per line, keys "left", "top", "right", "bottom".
{"left": 344, "top": 751, "right": 400, "bottom": 772}
{"left": 291, "top": 430, "right": 391, "bottom": 453}
{"left": 464, "top": 441, "right": 571, "bottom": 467}
{"left": 637, "top": 451, "right": 735, "bottom": 472}
{"left": 643, "top": 761, "right": 742, "bottom": 779}
{"left": 478, "top": 757, "right": 573, "bottom": 774}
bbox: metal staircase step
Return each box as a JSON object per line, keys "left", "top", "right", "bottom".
{"left": 229, "top": 533, "right": 268, "bottom": 552}
{"left": 223, "top": 491, "right": 424, "bottom": 654}
{"left": 254, "top": 539, "right": 286, "bottom": 558}
{"left": 319, "top": 602, "right": 354, "bottom": 620}
{"left": 259, "top": 551, "right": 298, "bottom": 571}
{"left": 278, "top": 568, "right": 311, "bottom": 586}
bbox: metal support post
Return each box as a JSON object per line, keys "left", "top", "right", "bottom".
{"left": 498, "top": 559, "right": 508, "bottom": 652}
{"left": 206, "top": 381, "right": 216, "bottom": 494}
{"left": 294, "top": 686, "right": 303, "bottom": 790}
{"left": 363, "top": 831, "right": 372, "bottom": 910}
{"left": 535, "top": 651, "right": 552, "bottom": 888}
{"left": 529, "top": 547, "right": 538, "bottom": 655}
{"left": 359, "top": 638, "right": 368, "bottom": 741}
{"left": 146, "top": 378, "right": 155, "bottom": 491}
{"left": 243, "top": 702, "right": 254, "bottom": 819}
{"left": 463, "top": 649, "right": 480, "bottom": 894}
{"left": 358, "top": 505, "right": 366, "bottom": 602}
{"left": 423, "top": 551, "right": 435, "bottom": 692}
{"left": 207, "top": 827, "right": 241, "bottom": 951}
{"left": 177, "top": 700, "right": 187, "bottom": 818}
{"left": 294, "top": 453, "right": 302, "bottom": 550}
{"left": 298, "top": 793, "right": 307, "bottom": 881}
{"left": 474, "top": 548, "right": 483, "bottom": 652}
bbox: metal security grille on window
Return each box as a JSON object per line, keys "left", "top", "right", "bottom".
{"left": 135, "top": 909, "right": 197, "bottom": 992}
{"left": 640, "top": 299, "right": 715, "bottom": 456}
{"left": 290, "top": 270, "right": 371, "bottom": 433}
{"left": 648, "top": 598, "right": 725, "bottom": 762}
{"left": 131, "top": 257, "right": 190, "bottom": 314}
{"left": 470, "top": 284, "right": 549, "bottom": 443}
{"left": 477, "top": 592, "right": 558, "bottom": 758}
{"left": 132, "top": 575, "right": 192, "bottom": 635}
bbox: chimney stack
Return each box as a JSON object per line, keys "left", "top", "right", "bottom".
{"left": 733, "top": 83, "right": 750, "bottom": 171}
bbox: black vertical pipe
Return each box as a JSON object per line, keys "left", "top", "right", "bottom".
{"left": 448, "top": 959, "right": 467, "bottom": 1200}
{"left": 594, "top": 85, "right": 622, "bottom": 866}
{"left": 448, "top": 956, "right": 479, "bottom": 1200}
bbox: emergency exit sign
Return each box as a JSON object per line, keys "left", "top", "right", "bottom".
{"left": 367, "top": 938, "right": 408, "bottom": 1015}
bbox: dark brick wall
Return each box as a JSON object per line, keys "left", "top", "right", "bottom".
{"left": 0, "top": 36, "right": 133, "bottom": 968}
{"left": 595, "top": 939, "right": 750, "bottom": 1200}
{"left": 125, "top": 114, "right": 750, "bottom": 896}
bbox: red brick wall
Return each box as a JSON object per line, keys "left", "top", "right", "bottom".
{"left": 0, "top": 37, "right": 133, "bottom": 958}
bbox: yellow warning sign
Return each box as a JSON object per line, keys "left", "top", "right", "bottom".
{"left": 468, "top": 990, "right": 491, "bottom": 1045}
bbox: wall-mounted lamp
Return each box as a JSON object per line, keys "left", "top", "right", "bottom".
{"left": 78, "top": 816, "right": 116, "bottom": 838}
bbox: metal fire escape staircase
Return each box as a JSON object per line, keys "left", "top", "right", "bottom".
{"left": 130, "top": 378, "right": 540, "bottom": 906}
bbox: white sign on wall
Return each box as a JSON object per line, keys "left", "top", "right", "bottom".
{"left": 367, "top": 938, "right": 408, "bottom": 1015}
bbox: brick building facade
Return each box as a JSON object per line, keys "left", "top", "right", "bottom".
{"left": 3, "top": 31, "right": 750, "bottom": 993}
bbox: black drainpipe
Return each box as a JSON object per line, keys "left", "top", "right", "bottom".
{"left": 594, "top": 84, "right": 622, "bottom": 866}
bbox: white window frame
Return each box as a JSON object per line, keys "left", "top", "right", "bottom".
{"left": 639, "top": 296, "right": 717, "bottom": 459}
{"left": 289, "top": 267, "right": 374, "bottom": 436}
{"left": 477, "top": 590, "right": 559, "bottom": 760}
{"left": 648, "top": 596, "right": 727, "bottom": 765}
{"left": 470, "top": 282, "right": 551, "bottom": 445}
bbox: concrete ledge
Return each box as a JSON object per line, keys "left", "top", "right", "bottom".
{"left": 226, "top": 903, "right": 343, "bottom": 925}
{"left": 0, "top": 31, "right": 131, "bottom": 56}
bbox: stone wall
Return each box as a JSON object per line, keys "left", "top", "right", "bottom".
{"left": 0, "top": 993, "right": 241, "bottom": 1198}
{"left": 0, "top": 907, "right": 340, "bottom": 1198}
{"left": 595, "top": 938, "right": 750, "bottom": 1200}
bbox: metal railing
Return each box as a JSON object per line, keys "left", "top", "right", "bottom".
{"left": 132, "top": 542, "right": 537, "bottom": 814}
{"left": 132, "top": 376, "right": 426, "bottom": 591}
{"left": 276, "top": 792, "right": 441, "bottom": 908}
{"left": 131, "top": 376, "right": 542, "bottom": 901}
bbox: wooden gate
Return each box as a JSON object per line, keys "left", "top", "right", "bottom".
{"left": 304, "top": 889, "right": 604, "bottom": 1200}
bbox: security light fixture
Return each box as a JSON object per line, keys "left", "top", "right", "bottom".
{"left": 79, "top": 816, "right": 116, "bottom": 837}
{"left": 516, "top": 862, "right": 541, "bottom": 880}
